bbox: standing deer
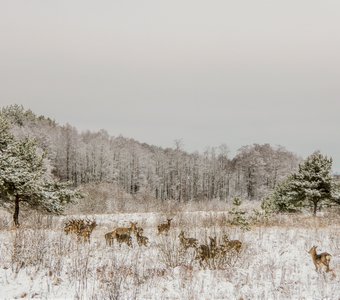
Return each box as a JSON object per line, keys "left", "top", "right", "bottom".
{"left": 157, "top": 218, "right": 173, "bottom": 235}
{"left": 178, "top": 230, "right": 198, "bottom": 249}
{"left": 209, "top": 236, "right": 219, "bottom": 258}
{"left": 219, "top": 234, "right": 242, "bottom": 256}
{"left": 105, "top": 222, "right": 138, "bottom": 246}
{"left": 136, "top": 227, "right": 149, "bottom": 247}
{"left": 64, "top": 218, "right": 83, "bottom": 235}
{"left": 64, "top": 218, "right": 97, "bottom": 243}
{"left": 78, "top": 220, "right": 97, "bottom": 243}
{"left": 115, "top": 233, "right": 133, "bottom": 247}
{"left": 196, "top": 236, "right": 218, "bottom": 267}
{"left": 105, "top": 232, "right": 115, "bottom": 246}
{"left": 308, "top": 246, "right": 332, "bottom": 273}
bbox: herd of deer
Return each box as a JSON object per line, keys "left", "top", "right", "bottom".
{"left": 64, "top": 218, "right": 97, "bottom": 243}
{"left": 179, "top": 231, "right": 243, "bottom": 266}
{"left": 63, "top": 217, "right": 334, "bottom": 273}
{"left": 104, "top": 221, "right": 149, "bottom": 247}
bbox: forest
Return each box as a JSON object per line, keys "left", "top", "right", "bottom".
{"left": 0, "top": 104, "right": 300, "bottom": 206}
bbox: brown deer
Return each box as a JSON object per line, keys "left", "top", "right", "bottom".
{"left": 308, "top": 246, "right": 332, "bottom": 273}
{"left": 105, "top": 232, "right": 115, "bottom": 246}
{"left": 208, "top": 236, "right": 219, "bottom": 258}
{"left": 64, "top": 218, "right": 83, "bottom": 235}
{"left": 64, "top": 218, "right": 97, "bottom": 243}
{"left": 105, "top": 222, "right": 138, "bottom": 246}
{"left": 178, "top": 230, "right": 198, "bottom": 250}
{"left": 157, "top": 218, "right": 173, "bottom": 235}
{"left": 136, "top": 227, "right": 149, "bottom": 247}
{"left": 196, "top": 236, "right": 218, "bottom": 267}
{"left": 219, "top": 234, "right": 242, "bottom": 256}
{"left": 116, "top": 233, "right": 133, "bottom": 247}
{"left": 77, "top": 220, "right": 97, "bottom": 243}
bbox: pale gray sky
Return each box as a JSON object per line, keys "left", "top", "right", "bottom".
{"left": 0, "top": 1, "right": 339, "bottom": 171}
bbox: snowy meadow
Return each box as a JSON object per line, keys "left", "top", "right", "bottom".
{"left": 0, "top": 209, "right": 339, "bottom": 300}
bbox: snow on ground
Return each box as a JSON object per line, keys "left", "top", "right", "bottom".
{"left": 0, "top": 211, "right": 339, "bottom": 299}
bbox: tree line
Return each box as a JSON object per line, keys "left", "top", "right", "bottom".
{"left": 0, "top": 105, "right": 300, "bottom": 203}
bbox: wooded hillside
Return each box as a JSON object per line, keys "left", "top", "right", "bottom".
{"left": 1, "top": 105, "right": 300, "bottom": 202}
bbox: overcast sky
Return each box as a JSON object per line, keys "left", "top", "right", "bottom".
{"left": 0, "top": 1, "right": 339, "bottom": 171}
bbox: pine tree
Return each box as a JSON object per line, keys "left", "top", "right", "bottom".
{"left": 292, "top": 152, "right": 334, "bottom": 215}
{"left": 0, "top": 116, "right": 82, "bottom": 226}
{"left": 264, "top": 151, "right": 338, "bottom": 215}
{"left": 262, "top": 175, "right": 304, "bottom": 213}
{"left": 229, "top": 197, "right": 250, "bottom": 231}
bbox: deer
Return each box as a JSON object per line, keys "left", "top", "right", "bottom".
{"left": 64, "top": 218, "right": 83, "bottom": 235}
{"left": 178, "top": 230, "right": 198, "bottom": 250}
{"left": 308, "top": 246, "right": 332, "bottom": 273}
{"left": 64, "top": 218, "right": 97, "bottom": 243}
{"left": 195, "top": 236, "right": 218, "bottom": 267}
{"left": 136, "top": 227, "right": 149, "bottom": 247}
{"left": 105, "top": 222, "right": 138, "bottom": 246}
{"left": 115, "top": 233, "right": 133, "bottom": 247}
{"left": 105, "top": 232, "right": 115, "bottom": 246}
{"left": 77, "top": 219, "right": 97, "bottom": 243}
{"left": 208, "top": 236, "right": 219, "bottom": 258}
{"left": 157, "top": 218, "right": 173, "bottom": 235}
{"left": 219, "top": 234, "right": 242, "bottom": 256}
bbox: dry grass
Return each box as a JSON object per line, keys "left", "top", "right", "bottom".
{"left": 0, "top": 209, "right": 339, "bottom": 299}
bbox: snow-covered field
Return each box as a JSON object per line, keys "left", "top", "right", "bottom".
{"left": 0, "top": 211, "right": 339, "bottom": 299}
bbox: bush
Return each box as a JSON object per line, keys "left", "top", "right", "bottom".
{"left": 229, "top": 197, "right": 250, "bottom": 231}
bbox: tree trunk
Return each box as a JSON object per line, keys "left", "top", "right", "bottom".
{"left": 312, "top": 200, "right": 318, "bottom": 216}
{"left": 13, "top": 194, "right": 20, "bottom": 227}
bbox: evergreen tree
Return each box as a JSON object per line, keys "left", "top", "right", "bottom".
{"left": 229, "top": 197, "right": 250, "bottom": 231}
{"left": 0, "top": 116, "right": 82, "bottom": 226}
{"left": 263, "top": 151, "right": 338, "bottom": 215}
{"left": 293, "top": 152, "right": 335, "bottom": 215}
